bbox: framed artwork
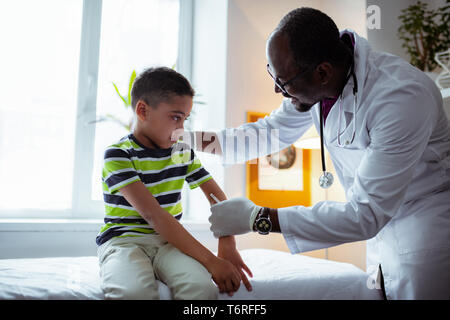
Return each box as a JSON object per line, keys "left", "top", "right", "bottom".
{"left": 258, "top": 145, "right": 303, "bottom": 191}
{"left": 246, "top": 111, "right": 311, "bottom": 208}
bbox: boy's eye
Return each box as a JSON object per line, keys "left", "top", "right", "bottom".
{"left": 172, "top": 116, "right": 181, "bottom": 121}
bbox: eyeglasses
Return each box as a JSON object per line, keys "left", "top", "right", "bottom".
{"left": 266, "top": 63, "right": 315, "bottom": 95}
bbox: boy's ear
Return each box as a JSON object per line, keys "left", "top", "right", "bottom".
{"left": 135, "top": 100, "right": 148, "bottom": 121}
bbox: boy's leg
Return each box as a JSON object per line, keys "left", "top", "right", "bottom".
{"left": 97, "top": 237, "right": 160, "bottom": 300}
{"left": 153, "top": 243, "right": 219, "bottom": 300}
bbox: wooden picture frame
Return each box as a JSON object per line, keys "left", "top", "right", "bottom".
{"left": 245, "top": 111, "right": 311, "bottom": 208}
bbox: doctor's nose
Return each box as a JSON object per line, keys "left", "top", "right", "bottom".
{"left": 274, "top": 84, "right": 282, "bottom": 94}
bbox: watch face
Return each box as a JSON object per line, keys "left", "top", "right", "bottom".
{"left": 256, "top": 217, "right": 272, "bottom": 235}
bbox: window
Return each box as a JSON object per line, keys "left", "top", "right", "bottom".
{"left": 0, "top": 0, "right": 82, "bottom": 216}
{"left": 91, "top": 0, "right": 180, "bottom": 202}
{"left": 0, "top": 0, "right": 187, "bottom": 219}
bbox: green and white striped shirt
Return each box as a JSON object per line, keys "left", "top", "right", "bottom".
{"left": 96, "top": 134, "right": 212, "bottom": 246}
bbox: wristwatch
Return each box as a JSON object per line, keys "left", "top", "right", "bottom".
{"left": 254, "top": 207, "right": 272, "bottom": 235}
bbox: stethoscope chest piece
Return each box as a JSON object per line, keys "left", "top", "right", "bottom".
{"left": 319, "top": 171, "right": 334, "bottom": 189}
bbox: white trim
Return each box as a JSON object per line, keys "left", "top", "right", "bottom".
{"left": 160, "top": 200, "right": 182, "bottom": 208}
{"left": 143, "top": 176, "right": 185, "bottom": 188}
{"left": 103, "top": 168, "right": 137, "bottom": 181}
{"left": 109, "top": 176, "right": 140, "bottom": 192}
{"left": 135, "top": 160, "right": 194, "bottom": 174}
{"left": 71, "top": 0, "right": 103, "bottom": 219}
{"left": 188, "top": 174, "right": 212, "bottom": 187}
{"left": 104, "top": 203, "right": 135, "bottom": 211}
{"left": 150, "top": 189, "right": 182, "bottom": 197}
{"left": 0, "top": 209, "right": 72, "bottom": 219}
{"left": 177, "top": 0, "right": 194, "bottom": 81}
{"left": 185, "top": 165, "right": 204, "bottom": 177}
{"left": 104, "top": 157, "right": 131, "bottom": 163}
{"left": 177, "top": 0, "right": 194, "bottom": 221}
{"left": 0, "top": 219, "right": 209, "bottom": 233}
{"left": 130, "top": 150, "right": 192, "bottom": 163}
{"left": 0, "top": 219, "right": 103, "bottom": 232}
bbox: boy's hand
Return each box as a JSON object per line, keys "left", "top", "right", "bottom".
{"left": 207, "top": 256, "right": 242, "bottom": 296}
{"left": 218, "top": 237, "right": 253, "bottom": 292}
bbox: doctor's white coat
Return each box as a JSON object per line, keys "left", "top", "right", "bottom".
{"left": 217, "top": 31, "right": 450, "bottom": 299}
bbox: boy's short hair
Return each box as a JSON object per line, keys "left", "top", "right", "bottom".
{"left": 131, "top": 67, "right": 195, "bottom": 110}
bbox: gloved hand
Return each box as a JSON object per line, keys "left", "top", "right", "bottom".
{"left": 209, "top": 197, "right": 261, "bottom": 238}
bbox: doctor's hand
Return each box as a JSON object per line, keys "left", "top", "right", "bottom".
{"left": 209, "top": 197, "right": 261, "bottom": 238}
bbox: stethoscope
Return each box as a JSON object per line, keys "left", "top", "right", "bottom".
{"left": 318, "top": 60, "right": 358, "bottom": 189}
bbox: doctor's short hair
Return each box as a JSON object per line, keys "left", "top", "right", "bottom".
{"left": 276, "top": 7, "right": 352, "bottom": 69}
{"left": 131, "top": 67, "right": 195, "bottom": 110}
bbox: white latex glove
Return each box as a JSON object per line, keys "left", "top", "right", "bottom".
{"left": 209, "top": 197, "right": 261, "bottom": 238}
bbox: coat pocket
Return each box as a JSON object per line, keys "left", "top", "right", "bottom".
{"left": 394, "top": 190, "right": 450, "bottom": 255}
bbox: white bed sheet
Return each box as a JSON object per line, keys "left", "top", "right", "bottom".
{"left": 0, "top": 249, "right": 382, "bottom": 300}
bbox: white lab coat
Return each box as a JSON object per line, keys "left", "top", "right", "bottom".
{"left": 217, "top": 30, "right": 450, "bottom": 299}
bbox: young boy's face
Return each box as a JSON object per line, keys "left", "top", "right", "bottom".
{"left": 136, "top": 94, "right": 192, "bottom": 149}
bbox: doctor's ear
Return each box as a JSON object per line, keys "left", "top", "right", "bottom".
{"left": 316, "top": 62, "right": 333, "bottom": 85}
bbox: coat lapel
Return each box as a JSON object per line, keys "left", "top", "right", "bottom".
{"left": 324, "top": 30, "right": 368, "bottom": 147}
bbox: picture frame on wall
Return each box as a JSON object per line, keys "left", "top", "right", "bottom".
{"left": 246, "top": 111, "right": 311, "bottom": 208}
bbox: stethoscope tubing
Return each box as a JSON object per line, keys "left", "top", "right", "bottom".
{"left": 318, "top": 60, "right": 358, "bottom": 188}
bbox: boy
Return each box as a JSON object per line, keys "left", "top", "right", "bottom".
{"left": 96, "top": 67, "right": 252, "bottom": 299}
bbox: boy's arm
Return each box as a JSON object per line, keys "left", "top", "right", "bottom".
{"left": 200, "top": 179, "right": 253, "bottom": 291}
{"left": 201, "top": 178, "right": 227, "bottom": 205}
{"left": 119, "top": 180, "right": 241, "bottom": 294}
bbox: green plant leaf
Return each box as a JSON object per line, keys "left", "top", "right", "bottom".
{"left": 112, "top": 82, "right": 128, "bottom": 106}
{"left": 397, "top": 0, "right": 449, "bottom": 71}
{"left": 127, "top": 70, "right": 136, "bottom": 108}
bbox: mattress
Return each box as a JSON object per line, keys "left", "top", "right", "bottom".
{"left": 0, "top": 248, "right": 382, "bottom": 300}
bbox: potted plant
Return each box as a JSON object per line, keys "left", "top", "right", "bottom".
{"left": 397, "top": 0, "right": 450, "bottom": 73}
{"left": 90, "top": 70, "right": 136, "bottom": 131}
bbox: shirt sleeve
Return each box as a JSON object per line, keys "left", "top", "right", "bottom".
{"left": 185, "top": 149, "right": 212, "bottom": 189}
{"left": 102, "top": 147, "right": 141, "bottom": 194}
{"left": 217, "top": 98, "right": 314, "bottom": 165}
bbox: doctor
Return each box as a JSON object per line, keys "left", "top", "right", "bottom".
{"left": 197, "top": 8, "right": 450, "bottom": 299}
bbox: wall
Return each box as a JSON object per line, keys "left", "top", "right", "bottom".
{"left": 367, "top": 0, "right": 447, "bottom": 60}
{"left": 223, "top": 0, "right": 367, "bottom": 200}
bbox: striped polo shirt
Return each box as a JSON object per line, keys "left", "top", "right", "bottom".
{"left": 96, "top": 134, "right": 212, "bottom": 246}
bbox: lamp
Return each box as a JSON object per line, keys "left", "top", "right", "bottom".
{"left": 293, "top": 126, "right": 321, "bottom": 149}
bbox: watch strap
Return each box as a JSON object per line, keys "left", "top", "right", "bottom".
{"left": 250, "top": 206, "right": 263, "bottom": 231}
